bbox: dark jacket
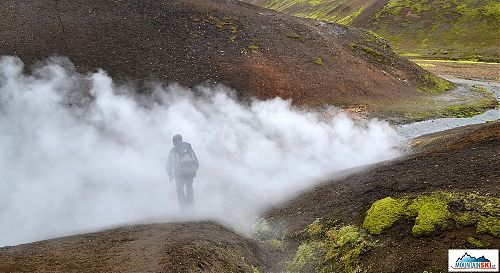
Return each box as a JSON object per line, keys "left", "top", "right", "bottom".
{"left": 167, "top": 142, "right": 199, "bottom": 178}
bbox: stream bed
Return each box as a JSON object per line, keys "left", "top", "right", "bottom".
{"left": 396, "top": 78, "right": 499, "bottom": 139}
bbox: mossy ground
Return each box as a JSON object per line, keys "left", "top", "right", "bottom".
{"left": 418, "top": 73, "right": 455, "bottom": 94}
{"left": 367, "top": 0, "right": 500, "bottom": 62}
{"left": 267, "top": 239, "right": 286, "bottom": 251}
{"left": 441, "top": 101, "right": 495, "bottom": 118}
{"left": 361, "top": 197, "right": 407, "bottom": 234}
{"left": 368, "top": 81, "right": 497, "bottom": 123}
{"left": 467, "top": 236, "right": 490, "bottom": 248}
{"left": 288, "top": 222, "right": 376, "bottom": 273}
{"left": 350, "top": 43, "right": 384, "bottom": 61}
{"left": 287, "top": 191, "right": 500, "bottom": 273}
{"left": 253, "top": 0, "right": 500, "bottom": 62}
{"left": 264, "top": 0, "right": 366, "bottom": 23}
{"left": 363, "top": 192, "right": 500, "bottom": 237}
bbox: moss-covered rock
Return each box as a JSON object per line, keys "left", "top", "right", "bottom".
{"left": 362, "top": 197, "right": 407, "bottom": 234}
{"left": 363, "top": 192, "right": 500, "bottom": 237}
{"left": 287, "top": 241, "right": 326, "bottom": 273}
{"left": 477, "top": 216, "right": 500, "bottom": 237}
{"left": 288, "top": 224, "right": 376, "bottom": 273}
{"left": 307, "top": 219, "right": 324, "bottom": 236}
{"left": 408, "top": 195, "right": 450, "bottom": 236}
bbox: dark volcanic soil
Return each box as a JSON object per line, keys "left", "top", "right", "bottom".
{"left": 0, "top": 0, "right": 437, "bottom": 107}
{"left": 265, "top": 121, "right": 500, "bottom": 272}
{"left": 409, "top": 121, "right": 500, "bottom": 154}
{"left": 0, "top": 222, "right": 270, "bottom": 273}
{"left": 266, "top": 122, "right": 500, "bottom": 233}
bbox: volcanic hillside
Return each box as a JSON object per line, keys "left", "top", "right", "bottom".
{"left": 0, "top": 0, "right": 448, "bottom": 107}
{"left": 244, "top": 0, "right": 500, "bottom": 62}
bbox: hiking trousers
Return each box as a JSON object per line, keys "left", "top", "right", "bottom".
{"left": 175, "top": 174, "right": 195, "bottom": 207}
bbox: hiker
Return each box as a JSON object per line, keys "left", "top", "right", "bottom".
{"left": 167, "top": 134, "right": 199, "bottom": 208}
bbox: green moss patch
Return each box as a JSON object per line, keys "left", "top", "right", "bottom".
{"left": 370, "top": 0, "right": 500, "bottom": 62}
{"left": 363, "top": 192, "right": 500, "bottom": 237}
{"left": 477, "top": 216, "right": 500, "bottom": 237}
{"left": 315, "top": 57, "right": 324, "bottom": 65}
{"left": 381, "top": 0, "right": 431, "bottom": 16}
{"left": 467, "top": 236, "right": 490, "bottom": 248}
{"left": 202, "top": 15, "right": 241, "bottom": 43}
{"left": 439, "top": 84, "right": 498, "bottom": 118}
{"left": 267, "top": 238, "right": 286, "bottom": 251}
{"left": 288, "top": 224, "right": 376, "bottom": 273}
{"left": 288, "top": 241, "right": 326, "bottom": 273}
{"left": 419, "top": 73, "right": 455, "bottom": 94}
{"left": 349, "top": 43, "right": 384, "bottom": 61}
{"left": 285, "top": 33, "right": 304, "bottom": 42}
{"left": 255, "top": 0, "right": 500, "bottom": 61}
{"left": 409, "top": 195, "right": 450, "bottom": 236}
{"left": 307, "top": 219, "right": 324, "bottom": 236}
{"left": 362, "top": 197, "right": 407, "bottom": 234}
{"left": 441, "top": 101, "right": 495, "bottom": 118}
{"left": 248, "top": 44, "right": 260, "bottom": 52}
{"left": 337, "top": 6, "right": 364, "bottom": 25}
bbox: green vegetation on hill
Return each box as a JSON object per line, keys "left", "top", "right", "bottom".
{"left": 261, "top": 0, "right": 371, "bottom": 23}
{"left": 368, "top": 0, "right": 500, "bottom": 62}
{"left": 246, "top": 0, "right": 500, "bottom": 62}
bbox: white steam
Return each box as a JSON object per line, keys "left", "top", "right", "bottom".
{"left": 0, "top": 56, "right": 401, "bottom": 246}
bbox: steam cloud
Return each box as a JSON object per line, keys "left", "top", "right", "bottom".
{"left": 0, "top": 56, "right": 401, "bottom": 246}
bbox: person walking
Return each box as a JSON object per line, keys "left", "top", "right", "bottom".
{"left": 167, "top": 134, "right": 199, "bottom": 208}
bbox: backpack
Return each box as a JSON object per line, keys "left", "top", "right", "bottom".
{"left": 175, "top": 144, "right": 197, "bottom": 175}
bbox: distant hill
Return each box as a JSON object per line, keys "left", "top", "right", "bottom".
{"left": 244, "top": 0, "right": 500, "bottom": 62}
{"left": 0, "top": 0, "right": 450, "bottom": 109}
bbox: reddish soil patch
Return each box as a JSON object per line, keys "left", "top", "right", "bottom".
{"left": 0, "top": 0, "right": 436, "bottom": 107}
{"left": 414, "top": 60, "right": 500, "bottom": 82}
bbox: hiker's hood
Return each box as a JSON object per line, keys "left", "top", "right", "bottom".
{"left": 174, "top": 141, "right": 190, "bottom": 151}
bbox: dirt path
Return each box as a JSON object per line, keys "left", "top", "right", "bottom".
{"left": 0, "top": 222, "right": 270, "bottom": 273}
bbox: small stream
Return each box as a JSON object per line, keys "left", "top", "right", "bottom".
{"left": 396, "top": 78, "right": 500, "bottom": 139}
